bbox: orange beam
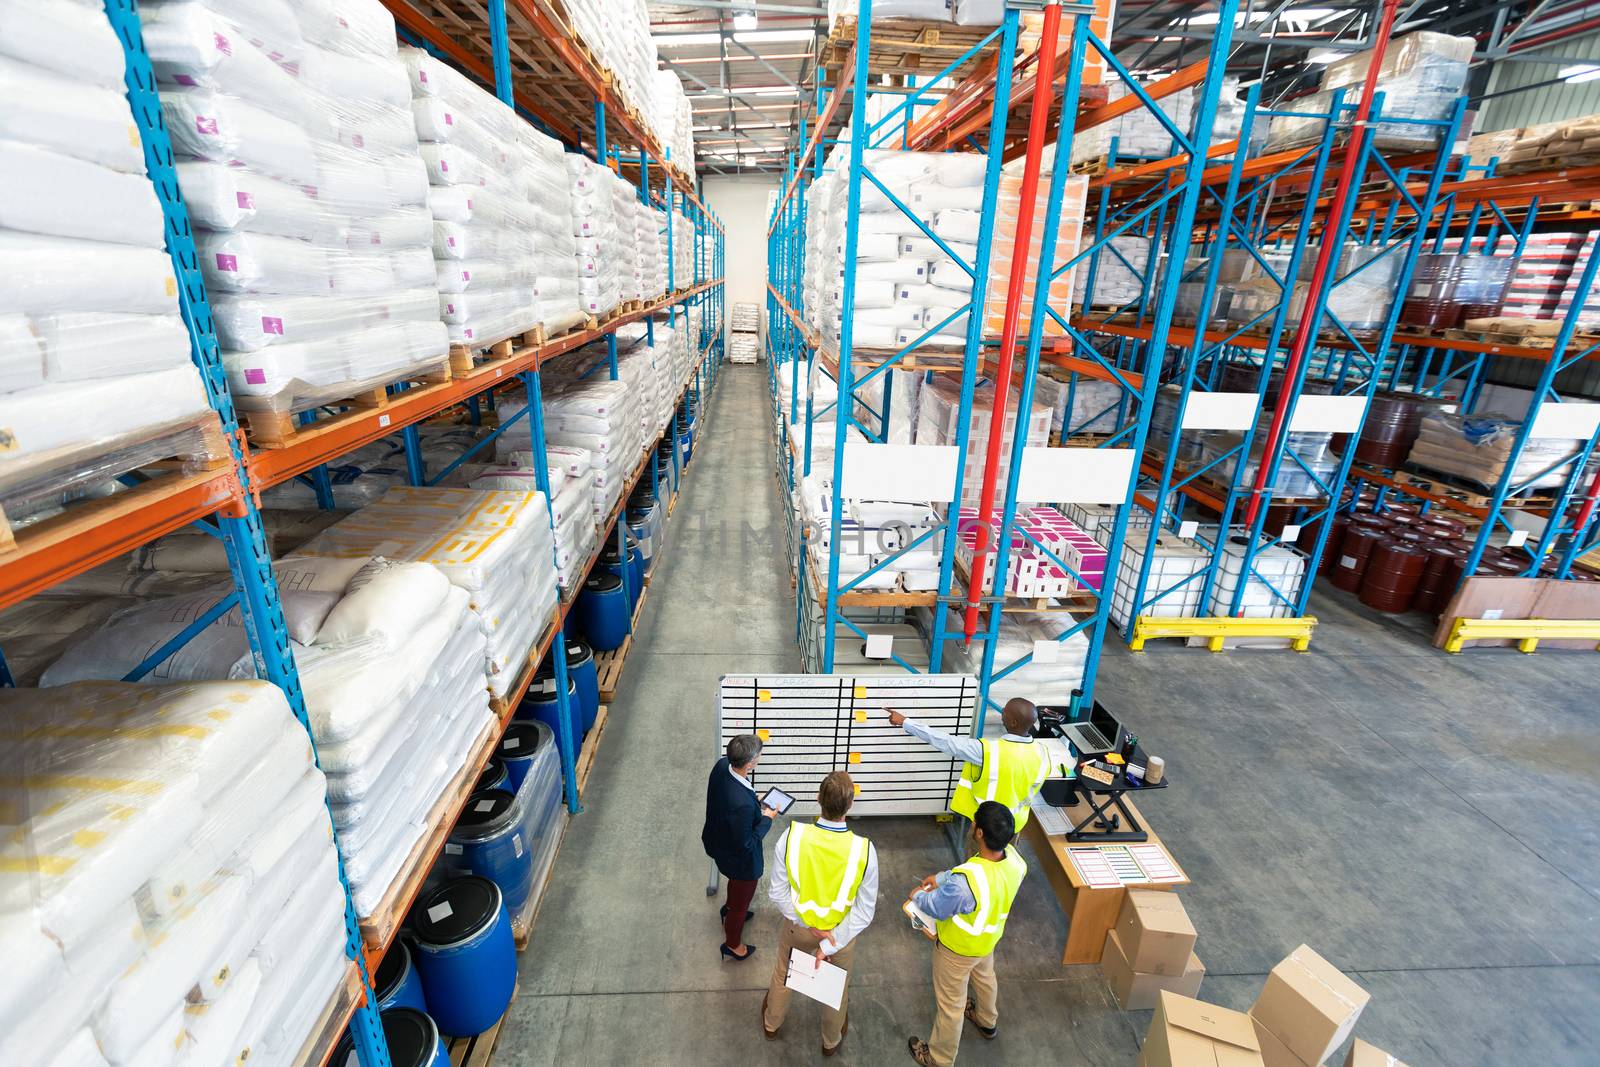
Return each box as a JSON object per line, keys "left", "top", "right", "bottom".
{"left": 1075, "top": 60, "right": 1209, "bottom": 134}
{"left": 250, "top": 284, "right": 717, "bottom": 490}
{"left": 0, "top": 467, "right": 241, "bottom": 612}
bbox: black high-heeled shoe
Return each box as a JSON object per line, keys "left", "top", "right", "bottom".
{"left": 720, "top": 905, "right": 755, "bottom": 922}
{"left": 720, "top": 943, "right": 757, "bottom": 962}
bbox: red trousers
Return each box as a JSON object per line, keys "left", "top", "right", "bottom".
{"left": 723, "top": 878, "right": 758, "bottom": 948}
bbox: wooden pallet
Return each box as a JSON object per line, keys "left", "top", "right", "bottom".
{"left": 1389, "top": 467, "right": 1556, "bottom": 512}
{"left": 511, "top": 810, "right": 569, "bottom": 951}
{"left": 241, "top": 363, "right": 454, "bottom": 448}
{"left": 591, "top": 585, "right": 648, "bottom": 702}
{"left": 575, "top": 703, "right": 610, "bottom": 796}
{"left": 822, "top": 17, "right": 999, "bottom": 79}
{"left": 488, "top": 611, "right": 561, "bottom": 719}
{"left": 358, "top": 717, "right": 500, "bottom": 952}
{"left": 443, "top": 983, "right": 517, "bottom": 1067}
{"left": 290, "top": 962, "right": 362, "bottom": 1067}
{"left": 1070, "top": 157, "right": 1111, "bottom": 176}
{"left": 0, "top": 414, "right": 233, "bottom": 555}
{"left": 1442, "top": 326, "right": 1600, "bottom": 352}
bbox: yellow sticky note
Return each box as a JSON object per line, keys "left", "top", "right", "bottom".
{"left": 756, "top": 729, "right": 770, "bottom": 742}
{"left": 853, "top": 686, "right": 866, "bottom": 699}
{"left": 758, "top": 689, "right": 772, "bottom": 702}
{"left": 853, "top": 783, "right": 861, "bottom": 797}
{"left": 848, "top": 751, "right": 861, "bottom": 765}
{"left": 128, "top": 124, "right": 141, "bottom": 148}
{"left": 853, "top": 710, "right": 867, "bottom": 724}
{"left": 164, "top": 276, "right": 177, "bottom": 297}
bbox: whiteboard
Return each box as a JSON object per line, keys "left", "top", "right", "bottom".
{"left": 718, "top": 673, "right": 978, "bottom": 816}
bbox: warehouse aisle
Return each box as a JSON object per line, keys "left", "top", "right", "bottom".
{"left": 497, "top": 366, "right": 1140, "bottom": 1065}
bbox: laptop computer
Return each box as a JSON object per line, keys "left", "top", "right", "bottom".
{"left": 1059, "top": 701, "right": 1122, "bottom": 757}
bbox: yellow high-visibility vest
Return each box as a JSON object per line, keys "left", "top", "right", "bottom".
{"left": 936, "top": 848, "right": 1028, "bottom": 957}
{"left": 951, "top": 738, "right": 1048, "bottom": 828}
{"left": 784, "top": 822, "right": 870, "bottom": 931}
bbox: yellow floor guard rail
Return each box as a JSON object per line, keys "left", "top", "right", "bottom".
{"left": 1130, "top": 616, "right": 1318, "bottom": 652}
{"left": 1443, "top": 617, "right": 1600, "bottom": 654}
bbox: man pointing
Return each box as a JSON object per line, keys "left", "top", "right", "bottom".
{"left": 886, "top": 697, "right": 1048, "bottom": 831}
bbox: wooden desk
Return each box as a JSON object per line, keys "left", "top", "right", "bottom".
{"left": 1022, "top": 797, "right": 1189, "bottom": 965}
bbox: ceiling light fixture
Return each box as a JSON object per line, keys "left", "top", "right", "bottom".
{"left": 1562, "top": 63, "right": 1600, "bottom": 83}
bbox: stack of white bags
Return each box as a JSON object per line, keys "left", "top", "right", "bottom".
{"left": 563, "top": 0, "right": 663, "bottom": 152}
{"left": 537, "top": 374, "right": 645, "bottom": 523}
{"left": 402, "top": 47, "right": 582, "bottom": 350}
{"left": 612, "top": 174, "right": 644, "bottom": 303}
{"left": 650, "top": 68, "right": 695, "bottom": 175}
{"left": 0, "top": 0, "right": 210, "bottom": 504}
{"left": 296, "top": 487, "right": 559, "bottom": 702}
{"left": 568, "top": 156, "right": 623, "bottom": 318}
{"left": 671, "top": 208, "right": 695, "bottom": 290}
{"left": 0, "top": 678, "right": 349, "bottom": 1067}
{"left": 142, "top": 0, "right": 449, "bottom": 416}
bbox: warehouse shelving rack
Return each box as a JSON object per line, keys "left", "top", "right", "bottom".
{"left": 0, "top": 3, "right": 724, "bottom": 1065}
{"left": 765, "top": 0, "right": 1242, "bottom": 715}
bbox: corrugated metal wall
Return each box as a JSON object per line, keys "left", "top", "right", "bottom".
{"left": 1479, "top": 30, "right": 1600, "bottom": 131}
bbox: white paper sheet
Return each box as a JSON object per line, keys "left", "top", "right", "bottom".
{"left": 785, "top": 948, "right": 848, "bottom": 1011}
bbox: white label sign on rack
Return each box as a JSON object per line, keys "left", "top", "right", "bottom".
{"left": 1180, "top": 392, "right": 1258, "bottom": 431}
{"left": 1288, "top": 394, "right": 1366, "bottom": 434}
{"left": 1016, "top": 446, "right": 1136, "bottom": 503}
{"left": 1529, "top": 402, "right": 1600, "bottom": 441}
{"left": 840, "top": 442, "right": 959, "bottom": 499}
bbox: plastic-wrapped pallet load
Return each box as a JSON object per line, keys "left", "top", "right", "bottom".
{"left": 1405, "top": 410, "right": 1586, "bottom": 490}
{"left": 568, "top": 156, "right": 623, "bottom": 318}
{"left": 297, "top": 487, "right": 560, "bottom": 699}
{"left": 671, "top": 208, "right": 694, "bottom": 290}
{"left": 1074, "top": 235, "right": 1151, "bottom": 310}
{"left": 1208, "top": 533, "right": 1307, "bottom": 618}
{"left": 1109, "top": 532, "right": 1209, "bottom": 629}
{"left": 613, "top": 174, "right": 645, "bottom": 304}
{"left": 563, "top": 0, "right": 664, "bottom": 154}
{"left": 917, "top": 377, "right": 1052, "bottom": 508}
{"left": 36, "top": 553, "right": 496, "bottom": 920}
{"left": 728, "top": 334, "right": 760, "bottom": 364}
{"left": 982, "top": 157, "right": 1089, "bottom": 338}
{"left": 1267, "top": 32, "right": 1473, "bottom": 152}
{"left": 0, "top": 679, "right": 348, "bottom": 1066}
{"left": 140, "top": 0, "right": 450, "bottom": 427}
{"left": 650, "top": 69, "right": 695, "bottom": 173}
{"left": 0, "top": 0, "right": 214, "bottom": 525}
{"left": 403, "top": 47, "right": 583, "bottom": 351}
{"left": 938, "top": 610, "right": 1089, "bottom": 716}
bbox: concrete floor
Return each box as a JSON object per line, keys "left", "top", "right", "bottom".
{"left": 497, "top": 366, "right": 1600, "bottom": 1067}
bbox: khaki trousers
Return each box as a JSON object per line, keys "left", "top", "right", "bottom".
{"left": 763, "top": 920, "right": 855, "bottom": 1049}
{"left": 929, "top": 941, "right": 997, "bottom": 1067}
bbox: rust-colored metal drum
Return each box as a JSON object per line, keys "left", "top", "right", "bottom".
{"left": 1413, "top": 545, "right": 1467, "bottom": 614}
{"left": 1360, "top": 540, "right": 1428, "bottom": 612}
{"left": 1333, "top": 526, "right": 1385, "bottom": 592}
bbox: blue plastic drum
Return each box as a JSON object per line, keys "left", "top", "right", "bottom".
{"left": 373, "top": 939, "right": 428, "bottom": 1015}
{"left": 410, "top": 877, "right": 516, "bottom": 1037}
{"left": 577, "top": 572, "right": 629, "bottom": 651}
{"left": 558, "top": 639, "right": 600, "bottom": 732}
{"left": 498, "top": 721, "right": 542, "bottom": 791}
{"left": 474, "top": 758, "right": 509, "bottom": 794}
{"left": 332, "top": 1007, "right": 447, "bottom": 1066}
{"left": 516, "top": 675, "right": 576, "bottom": 736}
{"left": 448, "top": 789, "right": 533, "bottom": 918}
{"left": 599, "top": 536, "right": 644, "bottom": 608}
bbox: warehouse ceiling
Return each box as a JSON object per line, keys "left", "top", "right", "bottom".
{"left": 648, "top": 1, "right": 1600, "bottom": 176}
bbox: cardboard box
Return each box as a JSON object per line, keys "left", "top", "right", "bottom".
{"left": 1252, "top": 1017, "right": 1314, "bottom": 1067}
{"left": 1115, "top": 889, "right": 1197, "bottom": 976}
{"left": 1143, "top": 991, "right": 1264, "bottom": 1067}
{"left": 1344, "top": 1039, "right": 1411, "bottom": 1067}
{"left": 1250, "top": 946, "right": 1370, "bottom": 1067}
{"left": 1102, "top": 929, "right": 1204, "bottom": 1010}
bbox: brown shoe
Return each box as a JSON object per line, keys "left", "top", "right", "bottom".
{"left": 965, "top": 999, "right": 997, "bottom": 1039}
{"left": 823, "top": 1018, "right": 848, "bottom": 1056}
{"left": 761, "top": 993, "right": 780, "bottom": 1040}
{"left": 908, "top": 1036, "right": 936, "bottom": 1066}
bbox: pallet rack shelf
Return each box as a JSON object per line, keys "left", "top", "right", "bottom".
{"left": 0, "top": 3, "right": 725, "bottom": 1065}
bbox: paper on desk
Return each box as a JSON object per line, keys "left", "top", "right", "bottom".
{"left": 1129, "top": 843, "right": 1185, "bottom": 883}
{"left": 786, "top": 948, "right": 848, "bottom": 1010}
{"left": 1067, "top": 847, "right": 1122, "bottom": 889}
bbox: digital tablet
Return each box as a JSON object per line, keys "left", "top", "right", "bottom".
{"left": 761, "top": 787, "right": 796, "bottom": 815}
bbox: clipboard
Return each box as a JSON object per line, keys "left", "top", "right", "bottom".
{"left": 902, "top": 899, "right": 938, "bottom": 940}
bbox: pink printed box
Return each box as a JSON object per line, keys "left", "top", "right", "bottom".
{"left": 956, "top": 507, "right": 1106, "bottom": 596}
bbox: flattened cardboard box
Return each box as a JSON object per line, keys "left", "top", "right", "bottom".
{"left": 1143, "top": 990, "right": 1264, "bottom": 1067}
{"left": 1115, "top": 888, "right": 1197, "bottom": 976}
{"left": 1250, "top": 945, "right": 1370, "bottom": 1067}
{"left": 1345, "top": 1038, "right": 1411, "bottom": 1067}
{"left": 1101, "top": 929, "right": 1204, "bottom": 1011}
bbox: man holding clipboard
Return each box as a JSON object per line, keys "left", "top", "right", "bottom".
{"left": 904, "top": 801, "right": 1028, "bottom": 1067}
{"left": 762, "top": 771, "right": 878, "bottom": 1057}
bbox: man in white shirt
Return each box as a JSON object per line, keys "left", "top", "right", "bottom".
{"left": 763, "top": 770, "right": 878, "bottom": 1057}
